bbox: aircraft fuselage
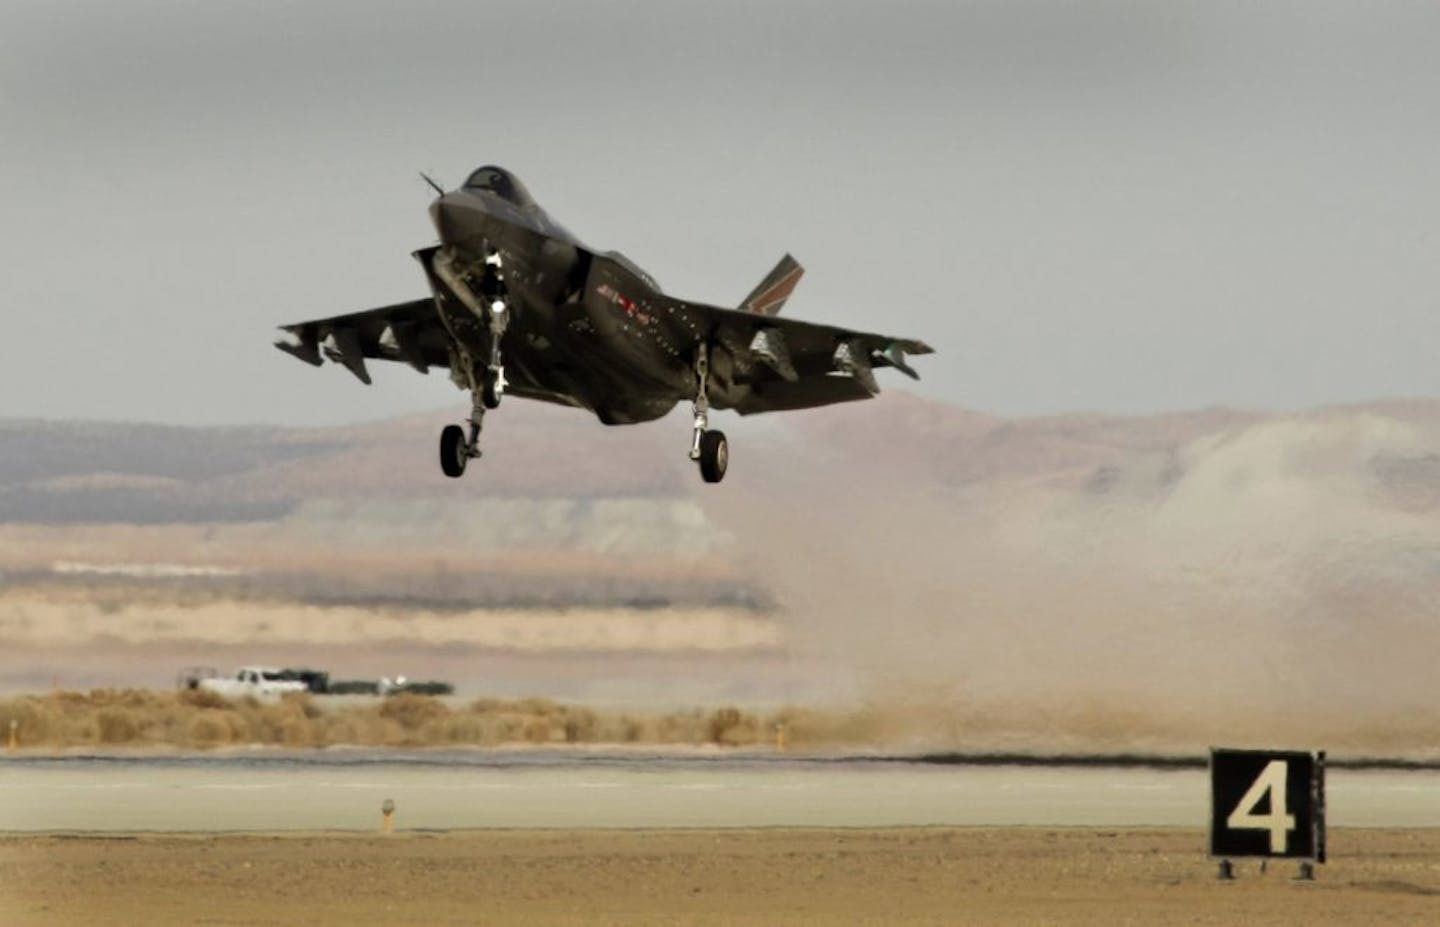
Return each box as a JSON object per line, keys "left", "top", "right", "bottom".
{"left": 426, "top": 185, "right": 688, "bottom": 424}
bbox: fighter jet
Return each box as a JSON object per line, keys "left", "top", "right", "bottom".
{"left": 275, "top": 165, "right": 933, "bottom": 483}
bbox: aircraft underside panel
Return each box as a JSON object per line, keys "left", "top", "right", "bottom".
{"left": 729, "top": 374, "right": 875, "bottom": 415}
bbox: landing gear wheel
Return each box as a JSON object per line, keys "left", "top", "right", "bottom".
{"left": 439, "top": 424, "right": 468, "bottom": 478}
{"left": 481, "top": 369, "right": 502, "bottom": 410}
{"left": 698, "top": 430, "right": 728, "bottom": 483}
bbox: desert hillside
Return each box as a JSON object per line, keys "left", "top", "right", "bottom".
{"left": 3, "top": 395, "right": 1439, "bottom": 750}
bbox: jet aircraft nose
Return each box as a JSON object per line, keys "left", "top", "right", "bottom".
{"left": 428, "top": 193, "right": 457, "bottom": 237}
{"left": 429, "top": 192, "right": 487, "bottom": 250}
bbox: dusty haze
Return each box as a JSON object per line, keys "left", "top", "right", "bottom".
{"left": 714, "top": 398, "right": 1440, "bottom": 753}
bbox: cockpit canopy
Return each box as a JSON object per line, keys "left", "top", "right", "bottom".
{"left": 463, "top": 165, "right": 536, "bottom": 208}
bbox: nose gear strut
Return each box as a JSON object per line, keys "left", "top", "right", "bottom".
{"left": 479, "top": 251, "right": 508, "bottom": 409}
{"left": 689, "top": 345, "right": 728, "bottom": 483}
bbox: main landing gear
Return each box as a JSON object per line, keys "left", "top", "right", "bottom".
{"left": 689, "top": 346, "right": 728, "bottom": 483}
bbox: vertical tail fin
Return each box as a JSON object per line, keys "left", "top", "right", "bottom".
{"left": 738, "top": 253, "right": 804, "bottom": 316}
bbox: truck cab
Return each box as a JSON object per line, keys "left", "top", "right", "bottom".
{"left": 197, "top": 666, "right": 309, "bottom": 701}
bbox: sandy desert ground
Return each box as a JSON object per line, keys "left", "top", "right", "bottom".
{"left": 3, "top": 827, "right": 1439, "bottom": 926}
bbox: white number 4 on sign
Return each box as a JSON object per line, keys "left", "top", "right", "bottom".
{"left": 1210, "top": 748, "right": 1322, "bottom": 862}
{"left": 1225, "top": 759, "right": 1295, "bottom": 854}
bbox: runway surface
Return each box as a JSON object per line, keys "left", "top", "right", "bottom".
{"left": 4, "top": 750, "right": 1440, "bottom": 832}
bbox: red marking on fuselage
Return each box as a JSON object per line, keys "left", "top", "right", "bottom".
{"left": 596, "top": 284, "right": 652, "bottom": 325}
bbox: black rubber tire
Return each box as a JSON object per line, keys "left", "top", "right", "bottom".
{"left": 698, "top": 430, "right": 728, "bottom": 483}
{"left": 439, "top": 424, "right": 468, "bottom": 478}
{"left": 482, "top": 369, "right": 502, "bottom": 409}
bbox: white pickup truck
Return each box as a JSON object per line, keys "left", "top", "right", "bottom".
{"left": 197, "top": 666, "right": 309, "bottom": 700}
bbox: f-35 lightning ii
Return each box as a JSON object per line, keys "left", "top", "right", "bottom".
{"left": 275, "top": 165, "right": 933, "bottom": 483}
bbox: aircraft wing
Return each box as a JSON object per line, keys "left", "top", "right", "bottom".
{"left": 666, "top": 298, "right": 934, "bottom": 415}
{"left": 273, "top": 298, "right": 450, "bottom": 384}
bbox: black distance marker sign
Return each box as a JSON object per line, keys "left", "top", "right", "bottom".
{"left": 1210, "top": 748, "right": 1325, "bottom": 861}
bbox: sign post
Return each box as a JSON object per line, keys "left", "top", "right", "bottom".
{"left": 1210, "top": 748, "right": 1326, "bottom": 879}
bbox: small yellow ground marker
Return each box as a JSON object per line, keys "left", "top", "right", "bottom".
{"left": 381, "top": 798, "right": 395, "bottom": 834}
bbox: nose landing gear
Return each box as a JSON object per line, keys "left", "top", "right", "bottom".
{"left": 434, "top": 248, "right": 509, "bottom": 478}
{"left": 439, "top": 423, "right": 470, "bottom": 478}
{"left": 439, "top": 379, "right": 487, "bottom": 478}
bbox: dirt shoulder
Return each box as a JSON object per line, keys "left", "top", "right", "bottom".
{"left": 3, "top": 827, "right": 1438, "bottom": 926}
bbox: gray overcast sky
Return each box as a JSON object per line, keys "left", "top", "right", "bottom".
{"left": 3, "top": 0, "right": 1438, "bottom": 425}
